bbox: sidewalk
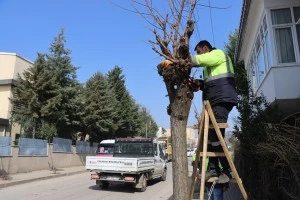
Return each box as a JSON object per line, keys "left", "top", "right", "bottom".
{"left": 0, "top": 166, "right": 87, "bottom": 189}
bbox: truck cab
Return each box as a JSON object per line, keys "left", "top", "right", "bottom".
{"left": 96, "top": 139, "right": 114, "bottom": 157}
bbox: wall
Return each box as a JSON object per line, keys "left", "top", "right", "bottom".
{"left": 257, "top": 65, "right": 300, "bottom": 103}
{"left": 13, "top": 55, "right": 33, "bottom": 79}
{"left": 0, "top": 53, "right": 16, "bottom": 80}
{"left": 0, "top": 85, "right": 11, "bottom": 119}
{"left": 186, "top": 127, "right": 196, "bottom": 147}
{"left": 0, "top": 144, "right": 90, "bottom": 174}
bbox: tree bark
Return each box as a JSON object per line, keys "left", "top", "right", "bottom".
{"left": 170, "top": 83, "right": 192, "bottom": 200}
{"left": 32, "top": 125, "right": 36, "bottom": 139}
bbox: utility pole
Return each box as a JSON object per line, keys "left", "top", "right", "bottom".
{"left": 145, "top": 122, "right": 148, "bottom": 138}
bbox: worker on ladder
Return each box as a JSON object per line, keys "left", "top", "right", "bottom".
{"left": 190, "top": 40, "right": 237, "bottom": 183}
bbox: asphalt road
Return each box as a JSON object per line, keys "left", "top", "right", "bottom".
{"left": 0, "top": 162, "right": 173, "bottom": 200}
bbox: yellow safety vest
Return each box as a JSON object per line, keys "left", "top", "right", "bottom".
{"left": 192, "top": 49, "right": 235, "bottom": 83}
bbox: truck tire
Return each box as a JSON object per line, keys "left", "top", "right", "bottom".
{"left": 99, "top": 181, "right": 109, "bottom": 189}
{"left": 136, "top": 174, "right": 147, "bottom": 192}
{"left": 161, "top": 168, "right": 167, "bottom": 181}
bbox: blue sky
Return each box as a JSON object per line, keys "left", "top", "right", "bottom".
{"left": 0, "top": 0, "right": 242, "bottom": 130}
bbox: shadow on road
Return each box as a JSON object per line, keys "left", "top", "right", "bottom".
{"left": 88, "top": 182, "right": 135, "bottom": 193}
{"left": 88, "top": 178, "right": 165, "bottom": 194}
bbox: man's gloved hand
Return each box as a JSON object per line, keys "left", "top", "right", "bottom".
{"left": 161, "top": 60, "right": 173, "bottom": 69}
{"left": 189, "top": 78, "right": 204, "bottom": 92}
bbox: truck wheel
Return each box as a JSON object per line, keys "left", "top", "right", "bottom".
{"left": 161, "top": 168, "right": 167, "bottom": 181}
{"left": 136, "top": 174, "right": 147, "bottom": 192}
{"left": 99, "top": 181, "right": 109, "bottom": 189}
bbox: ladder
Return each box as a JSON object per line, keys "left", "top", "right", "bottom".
{"left": 189, "top": 100, "right": 247, "bottom": 200}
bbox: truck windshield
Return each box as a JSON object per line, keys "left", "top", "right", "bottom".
{"left": 97, "top": 144, "right": 114, "bottom": 154}
{"left": 113, "top": 141, "right": 154, "bottom": 157}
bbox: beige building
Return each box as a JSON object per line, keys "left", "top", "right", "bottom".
{"left": 165, "top": 127, "right": 196, "bottom": 148}
{"left": 0, "top": 52, "right": 33, "bottom": 140}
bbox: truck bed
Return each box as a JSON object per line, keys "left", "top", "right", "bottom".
{"left": 86, "top": 156, "right": 155, "bottom": 173}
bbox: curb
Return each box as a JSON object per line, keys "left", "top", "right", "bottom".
{"left": 0, "top": 170, "right": 87, "bottom": 189}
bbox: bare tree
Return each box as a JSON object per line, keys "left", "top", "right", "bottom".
{"left": 124, "top": 1, "right": 199, "bottom": 199}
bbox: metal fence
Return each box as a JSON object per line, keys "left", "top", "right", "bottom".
{"left": 75, "top": 141, "right": 90, "bottom": 154}
{"left": 0, "top": 136, "right": 11, "bottom": 156}
{"left": 19, "top": 138, "right": 48, "bottom": 156}
{"left": 89, "top": 142, "right": 98, "bottom": 154}
{"left": 53, "top": 137, "right": 72, "bottom": 153}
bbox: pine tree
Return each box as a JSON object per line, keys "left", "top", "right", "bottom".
{"left": 107, "top": 66, "right": 142, "bottom": 137}
{"left": 11, "top": 53, "right": 57, "bottom": 138}
{"left": 82, "top": 72, "right": 117, "bottom": 141}
{"left": 11, "top": 30, "right": 81, "bottom": 139}
{"left": 45, "top": 29, "right": 81, "bottom": 137}
{"left": 138, "top": 106, "right": 158, "bottom": 138}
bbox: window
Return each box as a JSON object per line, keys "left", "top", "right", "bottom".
{"left": 271, "top": 6, "right": 300, "bottom": 63}
{"left": 257, "top": 49, "right": 265, "bottom": 84}
{"left": 274, "top": 28, "right": 295, "bottom": 63}
{"left": 247, "top": 54, "right": 257, "bottom": 92}
{"left": 294, "top": 6, "right": 300, "bottom": 52}
{"left": 248, "top": 15, "right": 272, "bottom": 90}
{"left": 264, "top": 33, "right": 272, "bottom": 71}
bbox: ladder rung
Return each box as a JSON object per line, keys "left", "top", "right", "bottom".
{"left": 200, "top": 152, "right": 225, "bottom": 157}
{"left": 209, "top": 123, "right": 228, "bottom": 129}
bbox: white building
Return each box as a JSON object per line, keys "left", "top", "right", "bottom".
{"left": 235, "top": 0, "right": 300, "bottom": 116}
{"left": 156, "top": 126, "right": 167, "bottom": 138}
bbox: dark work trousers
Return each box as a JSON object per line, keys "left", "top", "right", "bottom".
{"left": 207, "top": 103, "right": 234, "bottom": 174}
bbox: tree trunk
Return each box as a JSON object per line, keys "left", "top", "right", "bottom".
{"left": 170, "top": 84, "right": 192, "bottom": 200}
{"left": 32, "top": 126, "right": 36, "bottom": 139}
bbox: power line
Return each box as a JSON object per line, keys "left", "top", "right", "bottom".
{"left": 208, "top": 0, "right": 215, "bottom": 46}
{"left": 193, "top": 11, "right": 201, "bottom": 41}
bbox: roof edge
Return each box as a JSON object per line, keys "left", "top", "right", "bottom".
{"left": 234, "top": 0, "right": 252, "bottom": 63}
{"left": 0, "top": 52, "right": 34, "bottom": 64}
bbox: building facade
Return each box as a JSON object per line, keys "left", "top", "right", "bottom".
{"left": 236, "top": 0, "right": 300, "bottom": 116}
{"left": 156, "top": 126, "right": 167, "bottom": 138}
{"left": 0, "top": 52, "right": 33, "bottom": 140}
{"left": 165, "top": 127, "right": 197, "bottom": 147}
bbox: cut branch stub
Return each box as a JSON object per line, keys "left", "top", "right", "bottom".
{"left": 157, "top": 62, "right": 194, "bottom": 118}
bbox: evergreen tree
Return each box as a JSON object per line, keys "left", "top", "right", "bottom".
{"left": 225, "top": 30, "right": 285, "bottom": 199}
{"left": 137, "top": 106, "right": 158, "bottom": 138}
{"left": 11, "top": 53, "right": 57, "bottom": 138}
{"left": 45, "top": 29, "right": 81, "bottom": 137}
{"left": 11, "top": 30, "right": 81, "bottom": 139}
{"left": 82, "top": 72, "right": 117, "bottom": 141}
{"left": 107, "top": 66, "right": 142, "bottom": 137}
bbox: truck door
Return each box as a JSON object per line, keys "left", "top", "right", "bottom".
{"left": 153, "top": 142, "right": 163, "bottom": 175}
